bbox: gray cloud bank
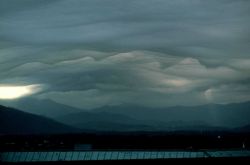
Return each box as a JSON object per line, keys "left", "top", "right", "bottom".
{"left": 0, "top": 0, "right": 250, "bottom": 109}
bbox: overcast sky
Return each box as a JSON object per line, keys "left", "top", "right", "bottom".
{"left": 0, "top": 0, "right": 250, "bottom": 109}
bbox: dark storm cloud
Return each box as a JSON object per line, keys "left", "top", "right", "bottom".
{"left": 0, "top": 0, "right": 250, "bottom": 109}
{"left": 1, "top": 0, "right": 250, "bottom": 56}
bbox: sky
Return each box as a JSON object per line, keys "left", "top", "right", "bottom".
{"left": 0, "top": 0, "right": 250, "bottom": 109}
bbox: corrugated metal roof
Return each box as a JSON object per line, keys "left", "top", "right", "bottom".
{"left": 1, "top": 150, "right": 250, "bottom": 162}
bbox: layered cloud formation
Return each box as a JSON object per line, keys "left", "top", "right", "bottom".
{"left": 0, "top": 0, "right": 250, "bottom": 109}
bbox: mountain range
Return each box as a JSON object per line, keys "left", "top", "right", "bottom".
{"left": 1, "top": 99, "right": 250, "bottom": 134}
{"left": 55, "top": 101, "right": 250, "bottom": 131}
{"left": 0, "top": 98, "right": 81, "bottom": 118}
{"left": 90, "top": 102, "right": 250, "bottom": 128}
{"left": 0, "top": 105, "right": 80, "bottom": 135}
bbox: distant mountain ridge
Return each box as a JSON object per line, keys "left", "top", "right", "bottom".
{"left": 91, "top": 101, "right": 250, "bottom": 128}
{"left": 54, "top": 101, "right": 250, "bottom": 131}
{"left": 55, "top": 101, "right": 250, "bottom": 131}
{"left": 0, "top": 105, "right": 79, "bottom": 135}
{"left": 0, "top": 98, "right": 82, "bottom": 118}
{"left": 1, "top": 99, "right": 250, "bottom": 133}
{"left": 3, "top": 98, "right": 249, "bottom": 128}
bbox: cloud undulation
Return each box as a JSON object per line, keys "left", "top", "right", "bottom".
{"left": 1, "top": 49, "right": 249, "bottom": 109}
{"left": 0, "top": 0, "right": 250, "bottom": 109}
